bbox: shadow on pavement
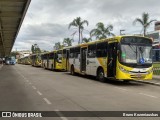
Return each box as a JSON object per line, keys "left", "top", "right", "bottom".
{"left": 64, "top": 72, "right": 144, "bottom": 87}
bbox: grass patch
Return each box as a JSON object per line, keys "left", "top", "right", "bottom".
{"left": 153, "top": 62, "right": 160, "bottom": 75}
{"left": 153, "top": 63, "right": 160, "bottom": 68}
{"left": 153, "top": 70, "right": 160, "bottom": 75}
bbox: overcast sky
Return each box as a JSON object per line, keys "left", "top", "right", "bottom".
{"left": 13, "top": 0, "right": 160, "bottom": 51}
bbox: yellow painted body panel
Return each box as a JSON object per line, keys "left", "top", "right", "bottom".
{"left": 55, "top": 62, "right": 63, "bottom": 70}
{"left": 116, "top": 61, "right": 153, "bottom": 80}
{"left": 35, "top": 60, "right": 41, "bottom": 66}
{"left": 62, "top": 58, "right": 67, "bottom": 70}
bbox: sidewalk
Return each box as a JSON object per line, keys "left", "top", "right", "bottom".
{"left": 136, "top": 75, "right": 160, "bottom": 86}
{"left": 153, "top": 75, "right": 160, "bottom": 80}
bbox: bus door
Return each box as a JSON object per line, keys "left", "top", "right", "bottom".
{"left": 66, "top": 50, "right": 69, "bottom": 71}
{"left": 47, "top": 54, "right": 49, "bottom": 69}
{"left": 107, "top": 42, "right": 117, "bottom": 77}
{"left": 86, "top": 44, "right": 96, "bottom": 75}
{"left": 74, "top": 47, "right": 81, "bottom": 72}
{"left": 62, "top": 49, "right": 67, "bottom": 70}
{"left": 54, "top": 52, "right": 57, "bottom": 70}
{"left": 80, "top": 47, "right": 87, "bottom": 72}
{"left": 48, "top": 53, "right": 53, "bottom": 69}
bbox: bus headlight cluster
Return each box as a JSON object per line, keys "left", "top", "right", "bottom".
{"left": 119, "top": 66, "right": 130, "bottom": 73}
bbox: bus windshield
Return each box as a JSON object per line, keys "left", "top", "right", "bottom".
{"left": 120, "top": 44, "right": 152, "bottom": 64}
{"left": 120, "top": 37, "right": 152, "bottom": 65}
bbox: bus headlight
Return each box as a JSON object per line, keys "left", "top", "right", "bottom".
{"left": 119, "top": 66, "right": 130, "bottom": 73}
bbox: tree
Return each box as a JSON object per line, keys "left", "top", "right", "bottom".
{"left": 63, "top": 38, "right": 73, "bottom": 46}
{"left": 82, "top": 37, "right": 92, "bottom": 43}
{"left": 54, "top": 42, "right": 62, "bottom": 50}
{"left": 133, "top": 12, "right": 156, "bottom": 36}
{"left": 90, "top": 22, "right": 115, "bottom": 40}
{"left": 31, "top": 44, "right": 41, "bottom": 54}
{"left": 10, "top": 51, "right": 20, "bottom": 58}
{"left": 68, "top": 17, "right": 89, "bottom": 44}
{"left": 31, "top": 45, "right": 34, "bottom": 53}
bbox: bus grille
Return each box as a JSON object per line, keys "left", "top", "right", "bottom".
{"left": 130, "top": 75, "right": 146, "bottom": 79}
{"left": 129, "top": 71, "right": 147, "bottom": 74}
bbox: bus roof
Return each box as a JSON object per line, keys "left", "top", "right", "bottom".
{"left": 64, "top": 35, "right": 151, "bottom": 49}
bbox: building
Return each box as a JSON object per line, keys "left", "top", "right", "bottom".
{"left": 147, "top": 30, "right": 160, "bottom": 47}
{"left": 155, "top": 21, "right": 160, "bottom": 31}
{"left": 16, "top": 50, "right": 32, "bottom": 59}
{"left": 147, "top": 21, "right": 160, "bottom": 62}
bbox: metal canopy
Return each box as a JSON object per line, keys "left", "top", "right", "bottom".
{"left": 0, "top": 0, "right": 31, "bottom": 57}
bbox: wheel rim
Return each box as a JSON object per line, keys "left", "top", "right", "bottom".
{"left": 99, "top": 70, "right": 104, "bottom": 80}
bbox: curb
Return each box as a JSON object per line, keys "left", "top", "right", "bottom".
{"left": 153, "top": 77, "right": 160, "bottom": 80}
{"left": 134, "top": 79, "right": 160, "bottom": 86}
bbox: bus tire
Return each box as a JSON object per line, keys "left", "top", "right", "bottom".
{"left": 97, "top": 68, "right": 105, "bottom": 82}
{"left": 71, "top": 65, "right": 75, "bottom": 75}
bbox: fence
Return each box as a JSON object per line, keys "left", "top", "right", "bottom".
{"left": 152, "top": 49, "right": 160, "bottom": 75}
{"left": 153, "top": 49, "right": 160, "bottom": 62}
{"left": 153, "top": 67, "right": 160, "bottom": 75}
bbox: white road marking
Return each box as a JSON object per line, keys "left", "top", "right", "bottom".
{"left": 14, "top": 68, "right": 28, "bottom": 81}
{"left": 139, "top": 93, "right": 158, "bottom": 98}
{"left": 29, "top": 82, "right": 32, "bottom": 85}
{"left": 32, "top": 86, "right": 37, "bottom": 90}
{"left": 55, "top": 109, "right": 68, "bottom": 120}
{"left": 43, "top": 98, "right": 52, "bottom": 105}
{"left": 37, "top": 91, "right": 42, "bottom": 96}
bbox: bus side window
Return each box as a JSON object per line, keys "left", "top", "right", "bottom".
{"left": 96, "top": 42, "right": 108, "bottom": 57}
{"left": 63, "top": 49, "right": 66, "bottom": 58}
{"left": 74, "top": 47, "right": 80, "bottom": 58}
{"left": 50, "top": 53, "right": 53, "bottom": 59}
{"left": 87, "top": 44, "right": 96, "bottom": 58}
{"left": 69, "top": 48, "right": 74, "bottom": 58}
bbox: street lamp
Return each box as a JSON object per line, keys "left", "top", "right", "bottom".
{"left": 120, "top": 29, "right": 125, "bottom": 35}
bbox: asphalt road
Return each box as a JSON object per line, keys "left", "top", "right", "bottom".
{"left": 0, "top": 64, "right": 160, "bottom": 120}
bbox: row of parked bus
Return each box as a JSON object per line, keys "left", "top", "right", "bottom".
{"left": 18, "top": 35, "right": 153, "bottom": 82}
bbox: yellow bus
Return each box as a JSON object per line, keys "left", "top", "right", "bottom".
{"left": 17, "top": 58, "right": 22, "bottom": 64}
{"left": 41, "top": 52, "right": 49, "bottom": 68}
{"left": 62, "top": 48, "right": 69, "bottom": 71}
{"left": 18, "top": 56, "right": 32, "bottom": 65}
{"left": 30, "top": 54, "right": 42, "bottom": 67}
{"left": 68, "top": 36, "right": 153, "bottom": 82}
{"left": 41, "top": 49, "right": 68, "bottom": 71}
{"left": 24, "top": 55, "right": 32, "bottom": 65}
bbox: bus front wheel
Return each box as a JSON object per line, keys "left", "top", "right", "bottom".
{"left": 97, "top": 68, "right": 105, "bottom": 82}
